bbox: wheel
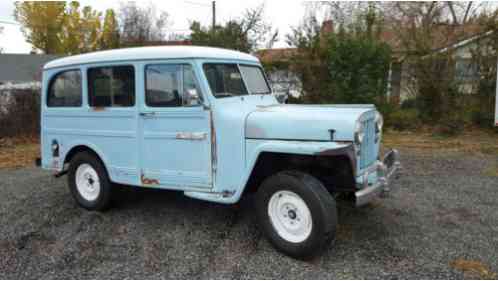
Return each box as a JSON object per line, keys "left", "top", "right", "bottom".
{"left": 68, "top": 151, "right": 112, "bottom": 211}
{"left": 255, "top": 170, "right": 337, "bottom": 259}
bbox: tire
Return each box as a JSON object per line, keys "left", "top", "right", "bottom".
{"left": 67, "top": 151, "right": 112, "bottom": 211}
{"left": 256, "top": 170, "right": 337, "bottom": 259}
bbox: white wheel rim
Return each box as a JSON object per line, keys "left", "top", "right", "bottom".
{"left": 268, "top": 190, "right": 313, "bottom": 243}
{"left": 75, "top": 164, "right": 101, "bottom": 202}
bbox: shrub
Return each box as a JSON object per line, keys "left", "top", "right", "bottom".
{"left": 385, "top": 108, "right": 420, "bottom": 131}
{"left": 0, "top": 87, "right": 40, "bottom": 138}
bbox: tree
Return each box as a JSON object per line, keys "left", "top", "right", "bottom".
{"left": 100, "top": 9, "right": 120, "bottom": 50}
{"left": 119, "top": 2, "right": 170, "bottom": 46}
{"left": 286, "top": 5, "right": 391, "bottom": 107}
{"left": 80, "top": 6, "right": 102, "bottom": 52}
{"left": 14, "top": 1, "right": 66, "bottom": 54}
{"left": 385, "top": 2, "right": 496, "bottom": 132}
{"left": 14, "top": 1, "right": 108, "bottom": 55}
{"left": 189, "top": 5, "right": 276, "bottom": 53}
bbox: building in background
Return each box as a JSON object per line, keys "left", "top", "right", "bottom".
{"left": 0, "top": 54, "right": 59, "bottom": 86}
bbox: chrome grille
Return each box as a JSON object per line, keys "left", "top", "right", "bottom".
{"left": 359, "top": 118, "right": 377, "bottom": 169}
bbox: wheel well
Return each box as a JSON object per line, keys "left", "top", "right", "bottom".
{"left": 243, "top": 152, "right": 355, "bottom": 196}
{"left": 64, "top": 145, "right": 103, "bottom": 167}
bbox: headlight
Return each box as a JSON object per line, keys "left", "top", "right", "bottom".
{"left": 354, "top": 120, "right": 364, "bottom": 152}
{"left": 375, "top": 112, "right": 384, "bottom": 132}
{"left": 375, "top": 112, "right": 383, "bottom": 142}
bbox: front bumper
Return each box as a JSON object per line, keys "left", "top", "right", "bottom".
{"left": 355, "top": 149, "right": 401, "bottom": 207}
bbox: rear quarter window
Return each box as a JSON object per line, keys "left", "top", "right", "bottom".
{"left": 88, "top": 65, "right": 135, "bottom": 107}
{"left": 47, "top": 70, "right": 82, "bottom": 107}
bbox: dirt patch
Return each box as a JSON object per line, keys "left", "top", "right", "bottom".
{"left": 450, "top": 259, "right": 497, "bottom": 279}
{"left": 0, "top": 137, "right": 39, "bottom": 169}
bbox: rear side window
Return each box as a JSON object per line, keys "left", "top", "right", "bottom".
{"left": 88, "top": 66, "right": 135, "bottom": 107}
{"left": 47, "top": 70, "right": 82, "bottom": 107}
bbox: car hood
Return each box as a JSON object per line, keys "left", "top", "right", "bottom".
{"left": 245, "top": 104, "right": 376, "bottom": 141}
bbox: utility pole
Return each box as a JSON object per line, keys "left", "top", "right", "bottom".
{"left": 212, "top": 1, "right": 216, "bottom": 31}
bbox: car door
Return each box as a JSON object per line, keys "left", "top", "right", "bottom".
{"left": 138, "top": 62, "right": 212, "bottom": 189}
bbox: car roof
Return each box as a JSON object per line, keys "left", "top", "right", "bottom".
{"left": 43, "top": 46, "right": 259, "bottom": 70}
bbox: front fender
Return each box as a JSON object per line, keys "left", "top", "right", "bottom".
{"left": 227, "top": 139, "right": 355, "bottom": 203}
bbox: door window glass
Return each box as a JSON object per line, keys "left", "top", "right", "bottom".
{"left": 145, "top": 64, "right": 201, "bottom": 107}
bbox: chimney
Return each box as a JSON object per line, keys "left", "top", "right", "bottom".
{"left": 321, "top": 20, "right": 334, "bottom": 35}
{"left": 320, "top": 20, "right": 334, "bottom": 48}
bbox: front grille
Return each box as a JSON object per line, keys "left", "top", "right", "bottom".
{"left": 359, "top": 118, "right": 377, "bottom": 169}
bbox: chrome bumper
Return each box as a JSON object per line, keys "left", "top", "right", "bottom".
{"left": 355, "top": 149, "right": 401, "bottom": 207}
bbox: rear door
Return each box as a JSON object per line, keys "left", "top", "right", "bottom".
{"left": 138, "top": 62, "right": 212, "bottom": 189}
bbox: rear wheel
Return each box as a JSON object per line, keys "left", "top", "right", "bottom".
{"left": 68, "top": 152, "right": 112, "bottom": 211}
{"left": 256, "top": 170, "right": 337, "bottom": 259}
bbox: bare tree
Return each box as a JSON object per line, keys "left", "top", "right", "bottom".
{"left": 119, "top": 2, "right": 170, "bottom": 46}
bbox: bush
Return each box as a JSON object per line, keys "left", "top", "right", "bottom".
{"left": 0, "top": 87, "right": 40, "bottom": 138}
{"left": 385, "top": 108, "right": 420, "bottom": 131}
{"left": 400, "top": 98, "right": 417, "bottom": 110}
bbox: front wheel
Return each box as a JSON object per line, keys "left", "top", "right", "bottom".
{"left": 256, "top": 171, "right": 337, "bottom": 259}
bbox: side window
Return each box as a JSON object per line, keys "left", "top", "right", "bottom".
{"left": 88, "top": 65, "right": 135, "bottom": 107}
{"left": 47, "top": 70, "right": 82, "bottom": 107}
{"left": 145, "top": 64, "right": 201, "bottom": 107}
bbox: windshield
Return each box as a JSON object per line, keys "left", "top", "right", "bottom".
{"left": 203, "top": 63, "right": 271, "bottom": 98}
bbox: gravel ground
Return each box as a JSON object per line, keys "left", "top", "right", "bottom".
{"left": 0, "top": 149, "right": 497, "bottom": 279}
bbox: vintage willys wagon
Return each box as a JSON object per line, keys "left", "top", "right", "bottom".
{"left": 40, "top": 46, "right": 400, "bottom": 259}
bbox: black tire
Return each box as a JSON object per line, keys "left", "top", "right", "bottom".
{"left": 67, "top": 151, "right": 112, "bottom": 211}
{"left": 255, "top": 170, "right": 337, "bottom": 260}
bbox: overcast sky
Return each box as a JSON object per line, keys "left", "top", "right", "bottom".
{"left": 0, "top": 0, "right": 316, "bottom": 54}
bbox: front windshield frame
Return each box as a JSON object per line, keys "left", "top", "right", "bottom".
{"left": 202, "top": 62, "right": 272, "bottom": 99}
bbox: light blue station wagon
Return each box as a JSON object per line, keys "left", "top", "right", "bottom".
{"left": 40, "top": 46, "right": 400, "bottom": 259}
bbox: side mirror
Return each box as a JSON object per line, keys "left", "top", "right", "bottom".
{"left": 274, "top": 92, "right": 289, "bottom": 104}
{"left": 186, "top": 89, "right": 201, "bottom": 106}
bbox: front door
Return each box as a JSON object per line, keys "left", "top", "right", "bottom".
{"left": 139, "top": 63, "right": 212, "bottom": 189}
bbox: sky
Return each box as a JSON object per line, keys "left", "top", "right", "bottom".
{"left": 0, "top": 0, "right": 313, "bottom": 54}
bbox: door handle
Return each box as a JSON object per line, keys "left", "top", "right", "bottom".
{"left": 176, "top": 132, "right": 207, "bottom": 140}
{"left": 139, "top": 112, "right": 156, "bottom": 117}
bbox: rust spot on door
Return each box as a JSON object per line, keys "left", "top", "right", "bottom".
{"left": 91, "top": 107, "right": 106, "bottom": 112}
{"left": 141, "top": 173, "right": 160, "bottom": 185}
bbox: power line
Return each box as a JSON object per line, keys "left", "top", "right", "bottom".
{"left": 0, "top": 20, "right": 19, "bottom": 25}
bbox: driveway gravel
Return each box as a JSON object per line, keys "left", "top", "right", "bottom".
{"left": 0, "top": 149, "right": 497, "bottom": 279}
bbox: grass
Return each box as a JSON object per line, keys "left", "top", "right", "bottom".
{"left": 383, "top": 128, "right": 498, "bottom": 156}
{"left": 0, "top": 136, "right": 40, "bottom": 169}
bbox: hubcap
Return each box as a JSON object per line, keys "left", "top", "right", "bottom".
{"left": 268, "top": 190, "right": 313, "bottom": 243}
{"left": 75, "top": 164, "right": 100, "bottom": 201}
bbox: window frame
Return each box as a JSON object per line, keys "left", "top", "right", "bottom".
{"left": 144, "top": 62, "right": 204, "bottom": 108}
{"left": 87, "top": 64, "right": 136, "bottom": 108}
{"left": 46, "top": 68, "right": 83, "bottom": 108}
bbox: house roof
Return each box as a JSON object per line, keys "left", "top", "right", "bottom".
{"left": 0, "top": 54, "right": 59, "bottom": 83}
{"left": 44, "top": 46, "right": 259, "bottom": 70}
{"left": 256, "top": 48, "right": 299, "bottom": 64}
